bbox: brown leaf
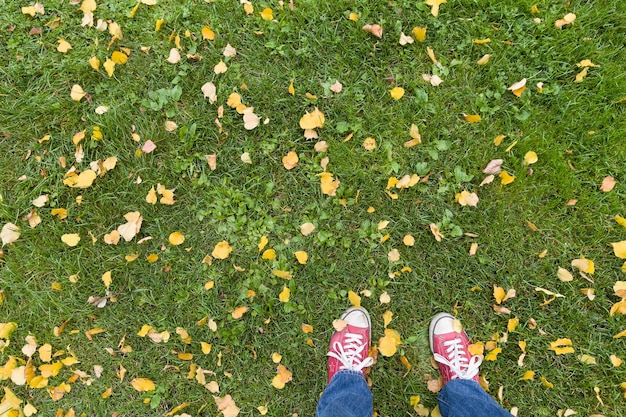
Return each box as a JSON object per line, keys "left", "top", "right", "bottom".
{"left": 362, "top": 24, "right": 382, "bottom": 38}
{"left": 600, "top": 176, "right": 616, "bottom": 192}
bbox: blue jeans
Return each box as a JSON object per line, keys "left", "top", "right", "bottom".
{"left": 316, "top": 372, "right": 512, "bottom": 417}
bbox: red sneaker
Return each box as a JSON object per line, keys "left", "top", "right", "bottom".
{"left": 429, "top": 313, "right": 482, "bottom": 384}
{"left": 327, "top": 307, "right": 374, "bottom": 383}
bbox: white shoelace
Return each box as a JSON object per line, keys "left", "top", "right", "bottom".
{"left": 327, "top": 332, "right": 374, "bottom": 371}
{"left": 433, "top": 337, "right": 482, "bottom": 380}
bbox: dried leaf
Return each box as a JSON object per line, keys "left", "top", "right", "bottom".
{"left": 425, "top": 0, "right": 447, "bottom": 17}
{"left": 464, "top": 114, "right": 481, "bottom": 123}
{"left": 555, "top": 13, "right": 576, "bottom": 28}
{"left": 169, "top": 231, "right": 185, "bottom": 246}
{"left": 166, "top": 48, "right": 181, "bottom": 64}
{"left": 378, "top": 328, "right": 402, "bottom": 357}
{"left": 130, "top": 377, "right": 155, "bottom": 392}
{"left": 455, "top": 191, "right": 479, "bottom": 207}
{"left": 202, "top": 82, "right": 217, "bottom": 103}
{"left": 57, "top": 38, "right": 72, "bottom": 53}
{"left": 362, "top": 24, "right": 382, "bottom": 38}
{"left": 201, "top": 26, "right": 215, "bottom": 40}
{"left": 549, "top": 338, "right": 574, "bottom": 355}
{"left": 571, "top": 257, "right": 594, "bottom": 274}
{"left": 524, "top": 151, "right": 538, "bottom": 165}
{"left": 70, "top": 84, "right": 86, "bottom": 101}
{"left": 61, "top": 233, "right": 80, "bottom": 247}
{"left": 476, "top": 54, "right": 491, "bottom": 65}
{"left": 600, "top": 176, "right": 616, "bottom": 192}
{"left": 389, "top": 87, "right": 404, "bottom": 100}
{"left": 212, "top": 241, "right": 232, "bottom": 259}
{"left": 223, "top": 43, "right": 237, "bottom": 57}
{"left": 507, "top": 78, "right": 527, "bottom": 97}
{"left": 557, "top": 267, "right": 574, "bottom": 282}
{"left": 231, "top": 306, "right": 249, "bottom": 319}
{"left": 214, "top": 60, "right": 228, "bottom": 74}
{"left": 299, "top": 108, "right": 325, "bottom": 130}
{"left": 412, "top": 26, "right": 427, "bottom": 42}
{"left": 399, "top": 32, "right": 414, "bottom": 45}
{"left": 330, "top": 80, "right": 343, "bottom": 93}
{"left": 1, "top": 223, "right": 20, "bottom": 246}
{"left": 282, "top": 151, "right": 299, "bottom": 170}
{"left": 430, "top": 223, "right": 443, "bottom": 241}
{"left": 300, "top": 222, "right": 315, "bottom": 236}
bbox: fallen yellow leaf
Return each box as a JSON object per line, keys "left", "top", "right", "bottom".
{"left": 282, "top": 151, "right": 299, "bottom": 170}
{"left": 549, "top": 338, "right": 575, "bottom": 354}
{"left": 70, "top": 84, "right": 86, "bottom": 101}
{"left": 519, "top": 370, "right": 535, "bottom": 380}
{"left": 318, "top": 172, "right": 340, "bottom": 196}
{"left": 540, "top": 376, "right": 554, "bottom": 388}
{"left": 169, "top": 231, "right": 185, "bottom": 246}
{"left": 389, "top": 87, "right": 405, "bottom": 100}
{"left": 299, "top": 108, "right": 325, "bottom": 130}
{"left": 103, "top": 59, "right": 115, "bottom": 77}
{"left": 231, "top": 306, "right": 249, "bottom": 319}
{"left": 260, "top": 7, "right": 273, "bottom": 20}
{"left": 524, "top": 151, "right": 538, "bottom": 165}
{"left": 412, "top": 26, "right": 427, "bottom": 42}
{"left": 612, "top": 241, "right": 626, "bottom": 259}
{"left": 63, "top": 169, "right": 97, "bottom": 188}
{"left": 555, "top": 13, "right": 576, "bottom": 28}
{"left": 425, "top": 0, "right": 447, "bottom": 17}
{"left": 261, "top": 249, "right": 276, "bottom": 260}
{"left": 130, "top": 377, "right": 155, "bottom": 392}
{"left": 572, "top": 257, "right": 594, "bottom": 274}
{"left": 279, "top": 286, "right": 290, "bottom": 303}
{"left": 57, "top": 38, "right": 72, "bottom": 53}
{"left": 477, "top": 54, "right": 491, "bottom": 65}
{"left": 201, "top": 26, "right": 215, "bottom": 40}
{"left": 378, "top": 328, "right": 402, "bottom": 357}
{"left": 455, "top": 191, "right": 479, "bottom": 207}
{"left": 61, "top": 233, "right": 80, "bottom": 247}
{"left": 359, "top": 138, "right": 376, "bottom": 153}
{"left": 484, "top": 347, "right": 502, "bottom": 361}
{"left": 272, "top": 270, "right": 292, "bottom": 279}
{"left": 212, "top": 241, "right": 232, "bottom": 259}
{"left": 499, "top": 171, "right": 516, "bottom": 185}
{"left": 348, "top": 290, "right": 361, "bottom": 308}
{"left": 574, "top": 67, "right": 588, "bottom": 83}
{"left": 214, "top": 60, "right": 228, "bottom": 74}
{"left": 294, "top": 251, "right": 308, "bottom": 264}
{"left": 464, "top": 114, "right": 481, "bottom": 123}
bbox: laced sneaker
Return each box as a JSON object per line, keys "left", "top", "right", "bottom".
{"left": 429, "top": 312, "right": 482, "bottom": 384}
{"left": 327, "top": 307, "right": 374, "bottom": 383}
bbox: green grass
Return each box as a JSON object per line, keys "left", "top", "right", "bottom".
{"left": 1, "top": 0, "right": 626, "bottom": 415}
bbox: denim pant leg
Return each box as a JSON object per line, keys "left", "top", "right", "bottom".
{"left": 437, "top": 380, "right": 513, "bottom": 417}
{"left": 316, "top": 370, "right": 373, "bottom": 417}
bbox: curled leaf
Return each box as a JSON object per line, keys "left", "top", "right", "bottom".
{"left": 362, "top": 24, "right": 383, "bottom": 38}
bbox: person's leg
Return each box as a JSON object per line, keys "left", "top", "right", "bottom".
{"left": 316, "top": 370, "right": 373, "bottom": 417}
{"left": 316, "top": 307, "right": 375, "bottom": 417}
{"left": 438, "top": 379, "right": 512, "bottom": 417}
{"left": 430, "top": 313, "right": 512, "bottom": 417}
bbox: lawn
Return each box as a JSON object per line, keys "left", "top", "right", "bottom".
{"left": 1, "top": 0, "right": 626, "bottom": 416}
